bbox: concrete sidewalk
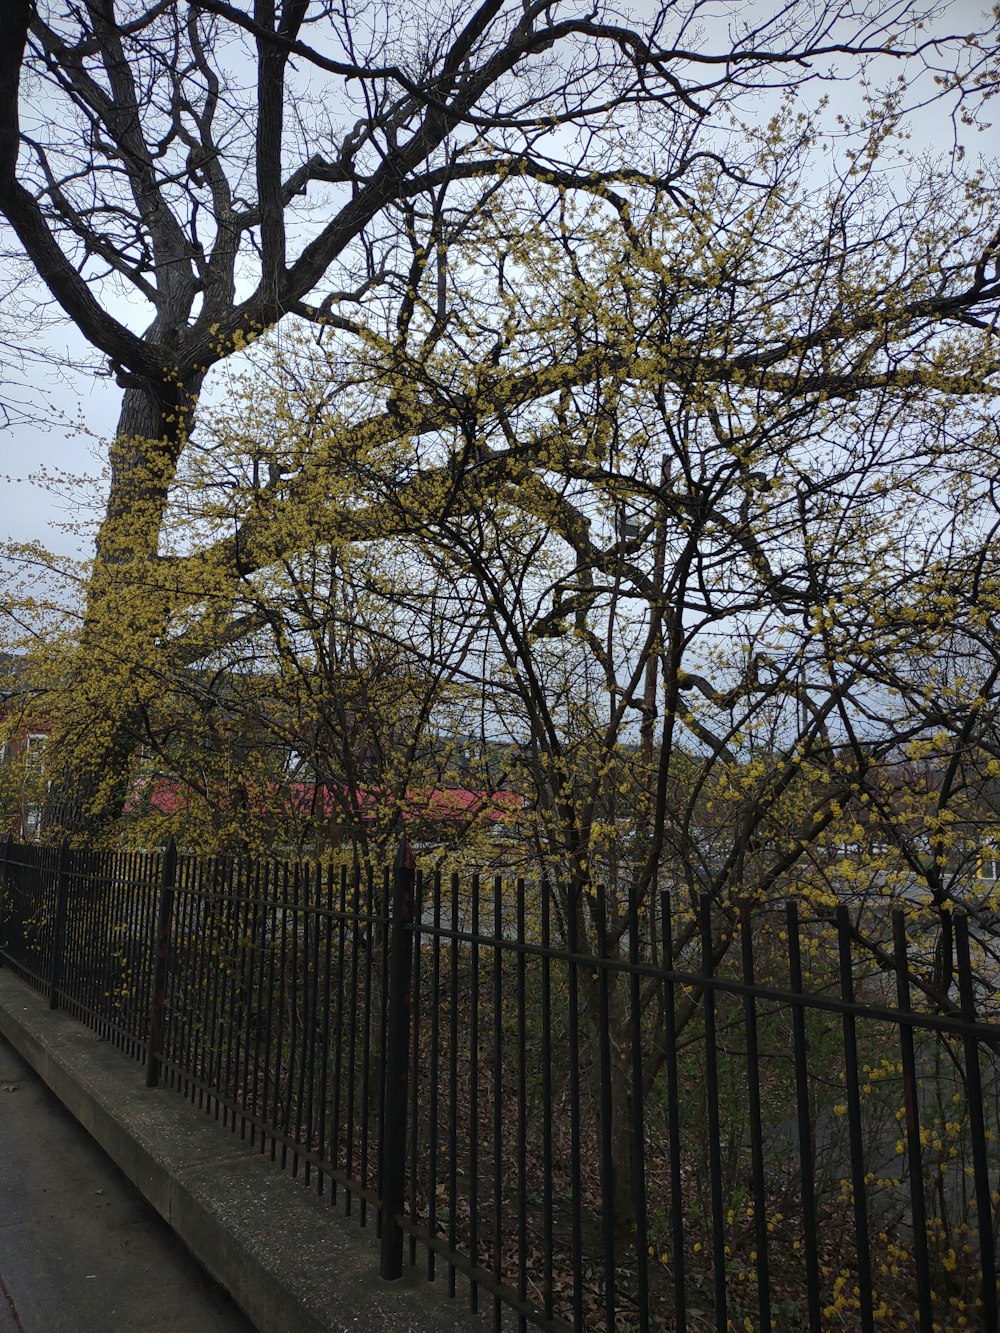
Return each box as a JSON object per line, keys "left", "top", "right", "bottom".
{"left": 0, "top": 1035, "right": 253, "bottom": 1333}
{"left": 0, "top": 970, "right": 488, "bottom": 1333}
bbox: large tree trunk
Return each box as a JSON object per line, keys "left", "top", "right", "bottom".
{"left": 45, "top": 370, "right": 203, "bottom": 840}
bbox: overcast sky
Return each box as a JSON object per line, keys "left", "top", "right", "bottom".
{"left": 1, "top": 0, "right": 994, "bottom": 565}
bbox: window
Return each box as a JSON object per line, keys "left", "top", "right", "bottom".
{"left": 24, "top": 733, "right": 47, "bottom": 775}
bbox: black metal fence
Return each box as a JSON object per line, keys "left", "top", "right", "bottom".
{"left": 2, "top": 833, "right": 1000, "bottom": 1332}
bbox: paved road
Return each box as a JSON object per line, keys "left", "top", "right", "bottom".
{"left": 0, "top": 1036, "right": 255, "bottom": 1333}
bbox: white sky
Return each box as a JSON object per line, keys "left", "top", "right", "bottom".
{"left": 0, "top": 0, "right": 995, "bottom": 562}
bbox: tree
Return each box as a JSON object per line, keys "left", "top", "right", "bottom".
{"left": 121, "top": 513, "right": 498, "bottom": 860}
{"left": 2, "top": 0, "right": 998, "bottom": 833}
{"left": 4, "top": 5, "right": 997, "bottom": 1261}
{"left": 88, "top": 89, "right": 995, "bottom": 1231}
{"left": 378, "top": 153, "right": 1000, "bottom": 1225}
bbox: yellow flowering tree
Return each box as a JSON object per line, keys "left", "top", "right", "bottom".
{"left": 2, "top": 0, "right": 998, "bottom": 834}
{"left": 41, "top": 94, "right": 993, "bottom": 1240}
{"left": 3, "top": 7, "right": 1000, "bottom": 1285}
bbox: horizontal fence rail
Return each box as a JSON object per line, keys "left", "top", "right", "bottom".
{"left": 2, "top": 833, "right": 999, "bottom": 1331}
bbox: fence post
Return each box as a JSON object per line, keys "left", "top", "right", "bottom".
{"left": 145, "top": 837, "right": 177, "bottom": 1088}
{"left": 379, "top": 837, "right": 416, "bottom": 1281}
{"left": 48, "top": 837, "right": 71, "bottom": 1010}
{"left": 0, "top": 833, "right": 12, "bottom": 966}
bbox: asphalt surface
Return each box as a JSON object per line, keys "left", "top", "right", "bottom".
{"left": 0, "top": 1035, "right": 254, "bottom": 1333}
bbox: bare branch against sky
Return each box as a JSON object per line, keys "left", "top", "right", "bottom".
{"left": 1, "top": 0, "right": 997, "bottom": 555}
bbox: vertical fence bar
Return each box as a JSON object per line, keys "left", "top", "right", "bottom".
{"left": 0, "top": 832, "right": 13, "bottom": 964}
{"left": 739, "top": 902, "right": 771, "bottom": 1333}
{"left": 379, "top": 837, "right": 416, "bottom": 1281}
{"left": 224, "top": 859, "right": 246, "bottom": 1133}
{"left": 328, "top": 863, "right": 348, "bottom": 1198}
{"left": 407, "top": 867, "right": 424, "bottom": 1263}
{"left": 785, "top": 901, "right": 821, "bottom": 1333}
{"left": 660, "top": 890, "right": 686, "bottom": 1331}
{"left": 835, "top": 904, "right": 874, "bottom": 1333}
{"left": 125, "top": 852, "right": 141, "bottom": 1055}
{"left": 448, "top": 871, "right": 460, "bottom": 1299}
{"left": 272, "top": 862, "right": 291, "bottom": 1160}
{"left": 315, "top": 862, "right": 334, "bottom": 1191}
{"left": 491, "top": 873, "right": 503, "bottom": 1326}
{"left": 359, "top": 864, "right": 375, "bottom": 1218}
{"left": 344, "top": 862, "right": 360, "bottom": 1202}
{"left": 232, "top": 858, "right": 252, "bottom": 1141}
{"left": 214, "top": 858, "right": 231, "bottom": 1119}
{"left": 378, "top": 864, "right": 392, "bottom": 1239}
{"left": 540, "top": 880, "right": 554, "bottom": 1323}
{"left": 69, "top": 847, "right": 92, "bottom": 1023}
{"left": 699, "top": 895, "right": 727, "bottom": 1331}
{"left": 59, "top": 844, "right": 79, "bottom": 1022}
{"left": 137, "top": 851, "right": 158, "bottom": 1059}
{"left": 260, "top": 861, "right": 279, "bottom": 1142}
{"left": 253, "top": 861, "right": 274, "bottom": 1139}
{"left": 567, "top": 881, "right": 585, "bottom": 1331}
{"left": 890, "top": 909, "right": 932, "bottom": 1332}
{"left": 192, "top": 858, "right": 214, "bottom": 1110}
{"left": 594, "top": 885, "right": 617, "bottom": 1333}
{"left": 241, "top": 858, "right": 264, "bottom": 1141}
{"left": 96, "top": 847, "right": 113, "bottom": 1040}
{"left": 145, "top": 838, "right": 177, "bottom": 1088}
{"left": 79, "top": 849, "right": 99, "bottom": 1034}
{"left": 48, "top": 837, "right": 71, "bottom": 1010}
{"left": 427, "top": 868, "right": 442, "bottom": 1280}
{"left": 295, "top": 862, "right": 315, "bottom": 1176}
{"left": 627, "top": 879, "right": 650, "bottom": 1333}
{"left": 516, "top": 874, "right": 528, "bottom": 1328}
{"left": 304, "top": 861, "right": 322, "bottom": 1180}
{"left": 206, "top": 857, "right": 226, "bottom": 1118}
{"left": 172, "top": 854, "right": 192, "bottom": 1099}
{"left": 126, "top": 849, "right": 143, "bottom": 1053}
{"left": 105, "top": 847, "right": 123, "bottom": 1044}
{"left": 954, "top": 910, "right": 999, "bottom": 1332}
{"left": 468, "top": 869, "right": 480, "bottom": 1313}
{"left": 281, "top": 862, "right": 300, "bottom": 1163}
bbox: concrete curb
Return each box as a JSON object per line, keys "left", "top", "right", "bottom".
{"left": 0, "top": 970, "right": 488, "bottom": 1333}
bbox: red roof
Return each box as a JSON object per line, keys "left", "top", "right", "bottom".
{"left": 128, "top": 778, "right": 521, "bottom": 826}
